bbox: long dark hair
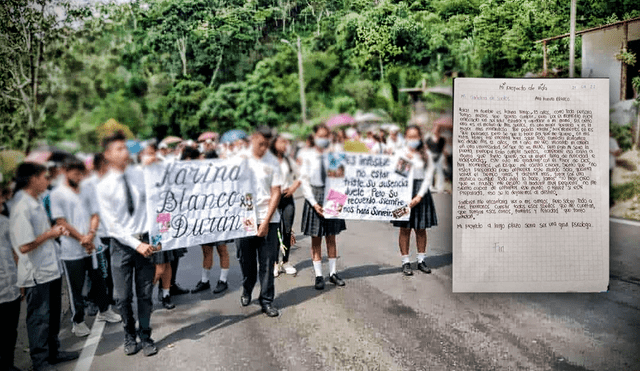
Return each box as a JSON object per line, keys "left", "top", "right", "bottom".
{"left": 270, "top": 134, "right": 292, "bottom": 174}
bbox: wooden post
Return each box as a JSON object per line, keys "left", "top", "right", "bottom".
{"left": 621, "top": 22, "right": 628, "bottom": 101}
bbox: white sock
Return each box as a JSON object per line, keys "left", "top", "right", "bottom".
{"left": 162, "top": 288, "right": 170, "bottom": 298}
{"left": 417, "top": 253, "right": 426, "bottom": 263}
{"left": 201, "top": 268, "right": 210, "bottom": 283}
{"left": 401, "top": 255, "right": 410, "bottom": 265}
{"left": 313, "top": 260, "right": 323, "bottom": 277}
{"left": 219, "top": 268, "right": 229, "bottom": 282}
{"left": 329, "top": 258, "right": 337, "bottom": 276}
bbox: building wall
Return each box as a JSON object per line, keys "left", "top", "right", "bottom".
{"left": 581, "top": 21, "right": 640, "bottom": 105}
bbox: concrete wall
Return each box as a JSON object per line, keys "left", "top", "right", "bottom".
{"left": 581, "top": 21, "right": 640, "bottom": 105}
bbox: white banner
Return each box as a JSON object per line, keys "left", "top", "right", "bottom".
{"left": 144, "top": 157, "right": 258, "bottom": 250}
{"left": 323, "top": 152, "right": 413, "bottom": 221}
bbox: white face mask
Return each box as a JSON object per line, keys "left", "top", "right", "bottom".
{"left": 407, "top": 139, "right": 421, "bottom": 149}
{"left": 315, "top": 137, "right": 330, "bottom": 149}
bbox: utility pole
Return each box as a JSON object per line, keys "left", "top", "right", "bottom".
{"left": 569, "top": 0, "right": 576, "bottom": 78}
{"left": 282, "top": 37, "right": 307, "bottom": 123}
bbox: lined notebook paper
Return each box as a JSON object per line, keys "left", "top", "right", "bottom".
{"left": 452, "top": 78, "right": 609, "bottom": 292}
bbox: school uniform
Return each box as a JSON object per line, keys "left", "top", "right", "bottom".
{"left": 0, "top": 213, "right": 21, "bottom": 370}
{"left": 235, "top": 150, "right": 283, "bottom": 309}
{"left": 9, "top": 190, "right": 65, "bottom": 370}
{"left": 391, "top": 147, "right": 438, "bottom": 230}
{"left": 300, "top": 149, "right": 346, "bottom": 237}
{"left": 276, "top": 154, "right": 298, "bottom": 264}
{"left": 50, "top": 182, "right": 110, "bottom": 325}
{"left": 96, "top": 165, "right": 156, "bottom": 347}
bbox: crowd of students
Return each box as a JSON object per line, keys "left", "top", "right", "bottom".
{"left": 0, "top": 123, "right": 448, "bottom": 371}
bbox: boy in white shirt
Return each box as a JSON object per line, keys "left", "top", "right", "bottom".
{"left": 50, "top": 158, "right": 121, "bottom": 338}
{"left": 10, "top": 162, "right": 79, "bottom": 371}
{"left": 236, "top": 126, "right": 283, "bottom": 317}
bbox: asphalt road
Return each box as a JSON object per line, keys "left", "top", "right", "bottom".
{"left": 13, "top": 192, "right": 640, "bottom": 371}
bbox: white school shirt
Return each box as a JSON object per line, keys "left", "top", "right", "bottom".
{"left": 96, "top": 166, "right": 148, "bottom": 249}
{"left": 278, "top": 155, "right": 299, "bottom": 190}
{"left": 0, "top": 214, "right": 20, "bottom": 303}
{"left": 299, "top": 148, "right": 326, "bottom": 207}
{"left": 50, "top": 182, "right": 92, "bottom": 260}
{"left": 239, "top": 150, "right": 284, "bottom": 225}
{"left": 393, "top": 147, "right": 434, "bottom": 198}
{"left": 9, "top": 190, "right": 63, "bottom": 288}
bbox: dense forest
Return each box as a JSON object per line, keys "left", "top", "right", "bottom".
{"left": 1, "top": 0, "right": 639, "bottom": 153}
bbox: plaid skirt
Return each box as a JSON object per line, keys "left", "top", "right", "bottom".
{"left": 301, "top": 186, "right": 347, "bottom": 237}
{"left": 150, "top": 247, "right": 187, "bottom": 264}
{"left": 392, "top": 179, "right": 438, "bottom": 230}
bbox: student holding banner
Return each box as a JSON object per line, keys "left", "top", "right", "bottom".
{"left": 235, "top": 126, "right": 283, "bottom": 317}
{"left": 190, "top": 147, "right": 232, "bottom": 295}
{"left": 96, "top": 131, "right": 159, "bottom": 356}
{"left": 392, "top": 125, "right": 438, "bottom": 276}
{"left": 300, "top": 124, "right": 347, "bottom": 290}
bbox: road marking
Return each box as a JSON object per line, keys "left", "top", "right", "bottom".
{"left": 73, "top": 319, "right": 106, "bottom": 371}
{"left": 610, "top": 217, "right": 640, "bottom": 227}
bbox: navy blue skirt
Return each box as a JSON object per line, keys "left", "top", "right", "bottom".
{"left": 392, "top": 179, "right": 438, "bottom": 230}
{"left": 301, "top": 186, "right": 347, "bottom": 237}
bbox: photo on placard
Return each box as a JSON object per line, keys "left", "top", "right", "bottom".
{"left": 327, "top": 153, "right": 346, "bottom": 178}
{"left": 324, "top": 189, "right": 347, "bottom": 217}
{"left": 394, "top": 157, "right": 412, "bottom": 178}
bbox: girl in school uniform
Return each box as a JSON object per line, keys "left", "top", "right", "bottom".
{"left": 300, "top": 124, "right": 347, "bottom": 290}
{"left": 392, "top": 125, "right": 438, "bottom": 276}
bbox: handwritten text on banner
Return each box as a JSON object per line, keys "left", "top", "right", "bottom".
{"left": 144, "top": 157, "right": 258, "bottom": 250}
{"left": 323, "top": 153, "right": 413, "bottom": 221}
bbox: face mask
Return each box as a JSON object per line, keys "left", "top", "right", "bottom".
{"left": 315, "top": 137, "right": 330, "bottom": 149}
{"left": 407, "top": 139, "right": 421, "bottom": 149}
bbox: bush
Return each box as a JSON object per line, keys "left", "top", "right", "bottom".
{"left": 610, "top": 121, "right": 633, "bottom": 152}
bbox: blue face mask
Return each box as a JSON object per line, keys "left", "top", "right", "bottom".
{"left": 407, "top": 139, "right": 421, "bottom": 149}
{"left": 315, "top": 137, "right": 330, "bottom": 149}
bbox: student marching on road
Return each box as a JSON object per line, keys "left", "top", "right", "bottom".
{"left": 271, "top": 133, "right": 300, "bottom": 277}
{"left": 0, "top": 192, "right": 21, "bottom": 371}
{"left": 96, "top": 131, "right": 159, "bottom": 356}
{"left": 300, "top": 124, "right": 347, "bottom": 290}
{"left": 235, "top": 126, "right": 283, "bottom": 317}
{"left": 392, "top": 125, "right": 438, "bottom": 276}
{"left": 50, "top": 158, "right": 121, "bottom": 338}
{"left": 10, "top": 162, "right": 79, "bottom": 371}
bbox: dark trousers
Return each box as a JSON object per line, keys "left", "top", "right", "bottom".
{"left": 278, "top": 195, "right": 295, "bottom": 263}
{"left": 110, "top": 238, "right": 155, "bottom": 339}
{"left": 25, "top": 277, "right": 62, "bottom": 368}
{"left": 236, "top": 223, "right": 279, "bottom": 305}
{"left": 63, "top": 256, "right": 110, "bottom": 323}
{"left": 0, "top": 296, "right": 21, "bottom": 368}
{"left": 92, "top": 239, "right": 114, "bottom": 304}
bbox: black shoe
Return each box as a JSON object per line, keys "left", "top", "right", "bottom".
{"left": 5, "top": 365, "right": 22, "bottom": 371}
{"left": 417, "top": 261, "right": 431, "bottom": 274}
{"left": 191, "top": 280, "right": 211, "bottom": 293}
{"left": 141, "top": 339, "right": 158, "bottom": 357}
{"left": 329, "top": 273, "right": 345, "bottom": 286}
{"left": 402, "top": 262, "right": 413, "bottom": 276}
{"left": 33, "top": 362, "right": 58, "bottom": 371}
{"left": 124, "top": 334, "right": 139, "bottom": 356}
{"left": 170, "top": 284, "right": 189, "bottom": 296}
{"left": 85, "top": 301, "right": 99, "bottom": 317}
{"left": 314, "top": 276, "right": 325, "bottom": 290}
{"left": 161, "top": 295, "right": 175, "bottom": 310}
{"left": 240, "top": 292, "right": 251, "bottom": 306}
{"left": 47, "top": 350, "right": 79, "bottom": 364}
{"left": 261, "top": 303, "right": 279, "bottom": 317}
{"left": 213, "top": 280, "right": 228, "bottom": 294}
